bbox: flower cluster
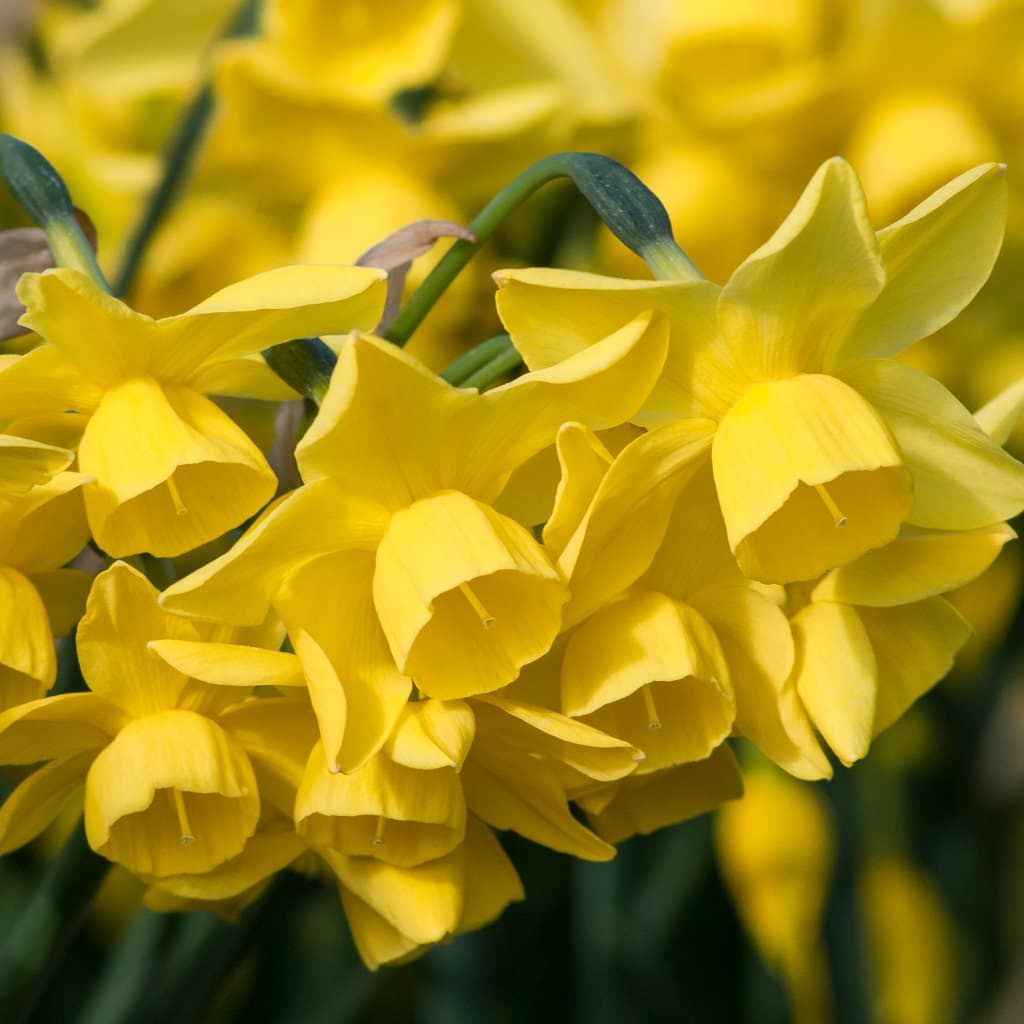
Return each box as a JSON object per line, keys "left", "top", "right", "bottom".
{"left": 1, "top": 130, "right": 1021, "bottom": 970}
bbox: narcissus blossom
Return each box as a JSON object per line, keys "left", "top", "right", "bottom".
{"left": 0, "top": 264, "right": 386, "bottom": 556}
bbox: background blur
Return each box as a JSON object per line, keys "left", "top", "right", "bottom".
{"left": 4, "top": 1, "right": 1024, "bottom": 1021}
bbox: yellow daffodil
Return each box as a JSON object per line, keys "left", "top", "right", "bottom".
{"left": 0, "top": 264, "right": 387, "bottom": 556}
{"left": 0, "top": 562, "right": 290, "bottom": 877}
{"left": 161, "top": 318, "right": 667, "bottom": 772}
{"left": 0, "top": 467, "right": 90, "bottom": 710}
{"left": 0, "top": 433, "right": 72, "bottom": 494}
{"left": 497, "top": 159, "right": 1024, "bottom": 584}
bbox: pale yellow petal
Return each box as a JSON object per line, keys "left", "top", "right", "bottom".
{"left": 0, "top": 751, "right": 92, "bottom": 855}
{"left": 0, "top": 565, "right": 56, "bottom": 697}
{"left": 385, "top": 700, "right": 476, "bottom": 771}
{"left": 543, "top": 423, "right": 613, "bottom": 557}
{"left": 0, "top": 435, "right": 72, "bottom": 494}
{"left": 975, "top": 375, "right": 1024, "bottom": 446}
{"left": 147, "top": 640, "right": 306, "bottom": 688}
{"left": 792, "top": 602, "right": 877, "bottom": 766}
{"left": 0, "top": 693, "right": 123, "bottom": 765}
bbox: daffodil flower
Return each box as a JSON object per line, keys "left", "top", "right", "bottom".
{"left": 0, "top": 562, "right": 291, "bottom": 877}
{"left": 0, "top": 433, "right": 72, "bottom": 493}
{"left": 0, "top": 467, "right": 90, "bottom": 710}
{"left": 161, "top": 318, "right": 667, "bottom": 772}
{"left": 0, "top": 264, "right": 387, "bottom": 556}
{"left": 497, "top": 159, "right": 1024, "bottom": 583}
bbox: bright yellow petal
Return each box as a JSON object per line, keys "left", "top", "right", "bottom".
{"left": 77, "top": 562, "right": 205, "bottom": 716}
{"left": 0, "top": 345, "right": 103, "bottom": 418}
{"left": 837, "top": 164, "right": 1007, "bottom": 365}
{"left": 17, "top": 268, "right": 153, "bottom": 386}
{"left": 0, "top": 692, "right": 123, "bottom": 765}
{"left": 691, "top": 585, "right": 831, "bottom": 780}
{"left": 78, "top": 377, "right": 277, "bottom": 557}
{"left": 0, "top": 471, "right": 89, "bottom": 573}
{"left": 975, "top": 375, "right": 1024, "bottom": 446}
{"left": 587, "top": 744, "right": 743, "bottom": 844}
{"left": 385, "top": 700, "right": 476, "bottom": 772}
{"left": 147, "top": 640, "right": 306, "bottom": 688}
{"left": 860, "top": 598, "right": 971, "bottom": 736}
{"left": 494, "top": 267, "right": 742, "bottom": 422}
{"left": 842, "top": 358, "right": 1024, "bottom": 529}
{"left": 0, "top": 566, "right": 56, "bottom": 700}
{"left": 339, "top": 888, "right": 424, "bottom": 970}
{"left": 717, "top": 158, "right": 884, "bottom": 378}
{"left": 474, "top": 695, "right": 639, "bottom": 782}
{"left": 85, "top": 710, "right": 260, "bottom": 878}
{"left": 713, "top": 373, "right": 912, "bottom": 583}
{"left": 295, "top": 333, "right": 468, "bottom": 504}
{"left": 462, "top": 737, "right": 615, "bottom": 861}
{"left": 153, "top": 265, "right": 388, "bottom": 382}
{"left": 277, "top": 550, "right": 411, "bottom": 774}
{"left": 186, "top": 355, "right": 300, "bottom": 401}
{"left": 327, "top": 845, "right": 463, "bottom": 945}
{"left": 558, "top": 419, "right": 715, "bottom": 628}
{"left": 0, "top": 750, "right": 92, "bottom": 855}
{"left": 296, "top": 745, "right": 465, "bottom": 868}
{"left": 0, "top": 435, "right": 72, "bottom": 494}
{"left": 160, "top": 478, "right": 388, "bottom": 627}
{"left": 453, "top": 310, "right": 669, "bottom": 503}
{"left": 374, "top": 491, "right": 565, "bottom": 701}
{"left": 456, "top": 815, "right": 525, "bottom": 933}
{"left": 813, "top": 523, "right": 1015, "bottom": 608}
{"left": 543, "top": 423, "right": 614, "bottom": 557}
{"left": 792, "top": 601, "right": 877, "bottom": 766}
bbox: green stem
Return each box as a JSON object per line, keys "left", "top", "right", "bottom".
{"left": 112, "top": 0, "right": 264, "bottom": 297}
{"left": 383, "top": 151, "right": 700, "bottom": 347}
{"left": 459, "top": 343, "right": 523, "bottom": 390}
{"left": 440, "top": 333, "right": 512, "bottom": 385}
{"left": 384, "top": 154, "right": 574, "bottom": 347}
{"left": 0, "top": 821, "right": 111, "bottom": 1022}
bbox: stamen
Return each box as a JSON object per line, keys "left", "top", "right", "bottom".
{"left": 814, "top": 483, "right": 847, "bottom": 528}
{"left": 167, "top": 476, "right": 188, "bottom": 517}
{"left": 641, "top": 685, "right": 662, "bottom": 731}
{"left": 172, "top": 789, "right": 195, "bottom": 845}
{"left": 459, "top": 581, "right": 495, "bottom": 629}
{"left": 373, "top": 815, "right": 386, "bottom": 847}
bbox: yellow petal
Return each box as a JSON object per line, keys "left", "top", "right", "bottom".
{"left": 153, "top": 265, "right": 388, "bottom": 382}
{"left": 0, "top": 751, "right": 93, "bottom": 855}
{"left": 0, "top": 435, "right": 72, "bottom": 494}
{"left": 454, "top": 310, "right": 669, "bottom": 503}
{"left": 339, "top": 888, "right": 425, "bottom": 970}
{"left": 0, "top": 470, "right": 89, "bottom": 573}
{"left": 838, "top": 164, "right": 1007, "bottom": 365}
{"left": 17, "top": 268, "right": 153, "bottom": 386}
{"left": 385, "top": 700, "right": 476, "bottom": 771}
{"left": 462, "top": 736, "right": 615, "bottom": 861}
{"left": 0, "top": 565, "right": 57, "bottom": 700}
{"left": 296, "top": 333, "right": 470, "bottom": 504}
{"left": 147, "top": 640, "right": 306, "bottom": 688}
{"left": 975, "top": 375, "right": 1024, "bottom": 446}
{"left": 713, "top": 374, "right": 912, "bottom": 583}
{"left": 792, "top": 601, "right": 877, "bottom": 766}
{"left": 457, "top": 816, "right": 525, "bottom": 932}
{"left": 78, "top": 377, "right": 277, "bottom": 557}
{"left": 692, "top": 584, "right": 831, "bottom": 780}
{"left": 160, "top": 478, "right": 388, "bottom": 627}
{"left": 28, "top": 569, "right": 92, "bottom": 638}
{"left": 85, "top": 710, "right": 260, "bottom": 878}
{"left": 296, "top": 744, "right": 466, "bottom": 869}
{"left": 143, "top": 821, "right": 306, "bottom": 901}
{"left": 494, "top": 267, "right": 741, "bottom": 422}
{"left": 277, "top": 550, "right": 410, "bottom": 773}
{"left": 842, "top": 358, "right": 1024, "bottom": 530}
{"left": 0, "top": 344, "right": 103, "bottom": 418}
{"left": 860, "top": 598, "right": 971, "bottom": 736}
{"left": 474, "top": 695, "right": 639, "bottom": 782}
{"left": 717, "top": 158, "right": 884, "bottom": 378}
{"left": 559, "top": 419, "right": 716, "bottom": 627}
{"left": 218, "top": 697, "right": 318, "bottom": 814}
{"left": 328, "top": 845, "right": 464, "bottom": 946}
{"left": 77, "top": 562, "right": 204, "bottom": 716}
{"left": 0, "top": 692, "right": 123, "bottom": 765}
{"left": 587, "top": 744, "right": 744, "bottom": 844}
{"left": 186, "top": 356, "right": 300, "bottom": 401}
{"left": 813, "top": 523, "right": 1016, "bottom": 608}
{"left": 374, "top": 491, "right": 565, "bottom": 701}
{"left": 543, "top": 423, "right": 614, "bottom": 557}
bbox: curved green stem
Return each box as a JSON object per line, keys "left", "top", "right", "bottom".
{"left": 384, "top": 155, "right": 575, "bottom": 347}
{"left": 0, "top": 821, "right": 110, "bottom": 1022}
{"left": 440, "top": 333, "right": 512, "bottom": 385}
{"left": 459, "top": 342, "right": 523, "bottom": 390}
{"left": 112, "top": 0, "right": 264, "bottom": 297}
